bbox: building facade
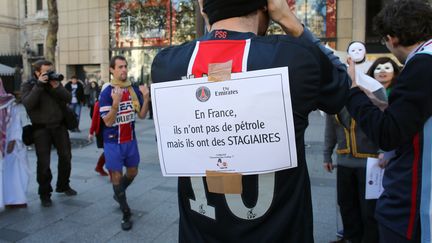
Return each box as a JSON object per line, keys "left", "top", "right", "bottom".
{"left": 1, "top": 0, "right": 431, "bottom": 88}
{"left": 57, "top": 0, "right": 110, "bottom": 83}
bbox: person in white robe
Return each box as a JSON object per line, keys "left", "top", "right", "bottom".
{"left": 0, "top": 78, "right": 30, "bottom": 208}
{"left": 0, "top": 151, "right": 3, "bottom": 211}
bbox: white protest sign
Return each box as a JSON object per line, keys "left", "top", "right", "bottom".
{"left": 365, "top": 158, "right": 385, "bottom": 199}
{"left": 356, "top": 72, "right": 384, "bottom": 93}
{"left": 151, "top": 67, "right": 297, "bottom": 176}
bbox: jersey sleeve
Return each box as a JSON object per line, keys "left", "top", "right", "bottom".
{"left": 300, "top": 28, "right": 350, "bottom": 114}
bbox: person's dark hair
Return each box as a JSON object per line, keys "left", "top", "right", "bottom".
{"left": 32, "top": 60, "right": 53, "bottom": 72}
{"left": 110, "top": 55, "right": 127, "bottom": 69}
{"left": 90, "top": 81, "right": 98, "bottom": 87}
{"left": 373, "top": 0, "right": 432, "bottom": 46}
{"left": 367, "top": 57, "right": 401, "bottom": 88}
{"left": 71, "top": 75, "right": 77, "bottom": 79}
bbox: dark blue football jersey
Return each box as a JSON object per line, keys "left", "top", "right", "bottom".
{"left": 151, "top": 29, "right": 349, "bottom": 243}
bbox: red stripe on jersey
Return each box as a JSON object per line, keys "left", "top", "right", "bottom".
{"left": 118, "top": 89, "right": 134, "bottom": 144}
{"left": 191, "top": 40, "right": 246, "bottom": 77}
{"left": 407, "top": 133, "right": 420, "bottom": 239}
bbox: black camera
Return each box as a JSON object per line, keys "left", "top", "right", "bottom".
{"left": 45, "top": 71, "right": 64, "bottom": 81}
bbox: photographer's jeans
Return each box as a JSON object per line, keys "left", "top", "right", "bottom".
{"left": 69, "top": 103, "right": 81, "bottom": 128}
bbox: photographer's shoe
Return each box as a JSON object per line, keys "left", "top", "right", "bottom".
{"left": 40, "top": 197, "right": 52, "bottom": 207}
{"left": 56, "top": 187, "right": 77, "bottom": 196}
{"left": 336, "top": 229, "right": 344, "bottom": 238}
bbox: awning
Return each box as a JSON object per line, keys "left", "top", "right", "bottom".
{"left": 0, "top": 63, "right": 15, "bottom": 76}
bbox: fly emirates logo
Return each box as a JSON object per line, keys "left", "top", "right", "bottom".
{"left": 114, "top": 101, "right": 135, "bottom": 125}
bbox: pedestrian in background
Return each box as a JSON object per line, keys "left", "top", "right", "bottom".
{"left": 88, "top": 82, "right": 110, "bottom": 177}
{"left": 366, "top": 57, "right": 400, "bottom": 97}
{"left": 83, "top": 78, "right": 91, "bottom": 106}
{"left": 65, "top": 76, "right": 84, "bottom": 132}
{"left": 323, "top": 107, "right": 381, "bottom": 243}
{"left": 88, "top": 80, "right": 100, "bottom": 118}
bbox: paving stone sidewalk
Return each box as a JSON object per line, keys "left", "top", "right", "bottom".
{"left": 0, "top": 108, "right": 339, "bottom": 243}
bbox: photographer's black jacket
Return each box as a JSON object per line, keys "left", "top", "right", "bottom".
{"left": 151, "top": 29, "right": 349, "bottom": 243}
{"left": 21, "top": 77, "right": 71, "bottom": 126}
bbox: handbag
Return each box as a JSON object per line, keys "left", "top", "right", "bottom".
{"left": 22, "top": 124, "right": 33, "bottom": 146}
{"left": 62, "top": 105, "right": 79, "bottom": 130}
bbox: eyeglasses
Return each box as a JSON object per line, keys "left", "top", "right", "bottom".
{"left": 380, "top": 37, "right": 388, "bottom": 45}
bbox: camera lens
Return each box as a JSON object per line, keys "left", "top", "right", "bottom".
{"left": 56, "top": 74, "right": 64, "bottom": 81}
{"left": 47, "top": 71, "right": 64, "bottom": 81}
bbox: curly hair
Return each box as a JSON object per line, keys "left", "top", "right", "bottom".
{"left": 373, "top": 0, "right": 432, "bottom": 46}
{"left": 367, "top": 57, "right": 401, "bottom": 89}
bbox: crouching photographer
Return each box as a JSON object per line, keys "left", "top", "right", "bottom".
{"left": 21, "top": 59, "right": 77, "bottom": 207}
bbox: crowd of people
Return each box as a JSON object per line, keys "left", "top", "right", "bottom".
{"left": 0, "top": 0, "right": 431, "bottom": 242}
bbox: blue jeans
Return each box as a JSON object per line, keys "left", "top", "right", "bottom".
{"left": 69, "top": 103, "right": 81, "bottom": 127}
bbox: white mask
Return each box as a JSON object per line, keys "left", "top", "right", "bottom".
{"left": 374, "top": 62, "right": 394, "bottom": 74}
{"left": 348, "top": 42, "right": 366, "bottom": 62}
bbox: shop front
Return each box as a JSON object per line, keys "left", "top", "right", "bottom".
{"left": 109, "top": 0, "right": 337, "bottom": 84}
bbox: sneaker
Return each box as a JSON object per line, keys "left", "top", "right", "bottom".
{"left": 329, "top": 239, "right": 344, "bottom": 243}
{"left": 56, "top": 187, "right": 77, "bottom": 196}
{"left": 40, "top": 197, "right": 52, "bottom": 207}
{"left": 336, "top": 229, "right": 344, "bottom": 238}
{"left": 121, "top": 211, "right": 132, "bottom": 231}
{"left": 330, "top": 239, "right": 353, "bottom": 243}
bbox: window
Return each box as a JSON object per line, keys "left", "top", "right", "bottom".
{"left": 109, "top": 0, "right": 197, "bottom": 48}
{"left": 36, "top": 0, "right": 43, "bottom": 11}
{"left": 37, "top": 44, "right": 44, "bottom": 56}
{"left": 365, "top": 0, "right": 382, "bottom": 41}
{"left": 365, "top": 0, "right": 392, "bottom": 53}
{"left": 267, "top": 0, "right": 337, "bottom": 48}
